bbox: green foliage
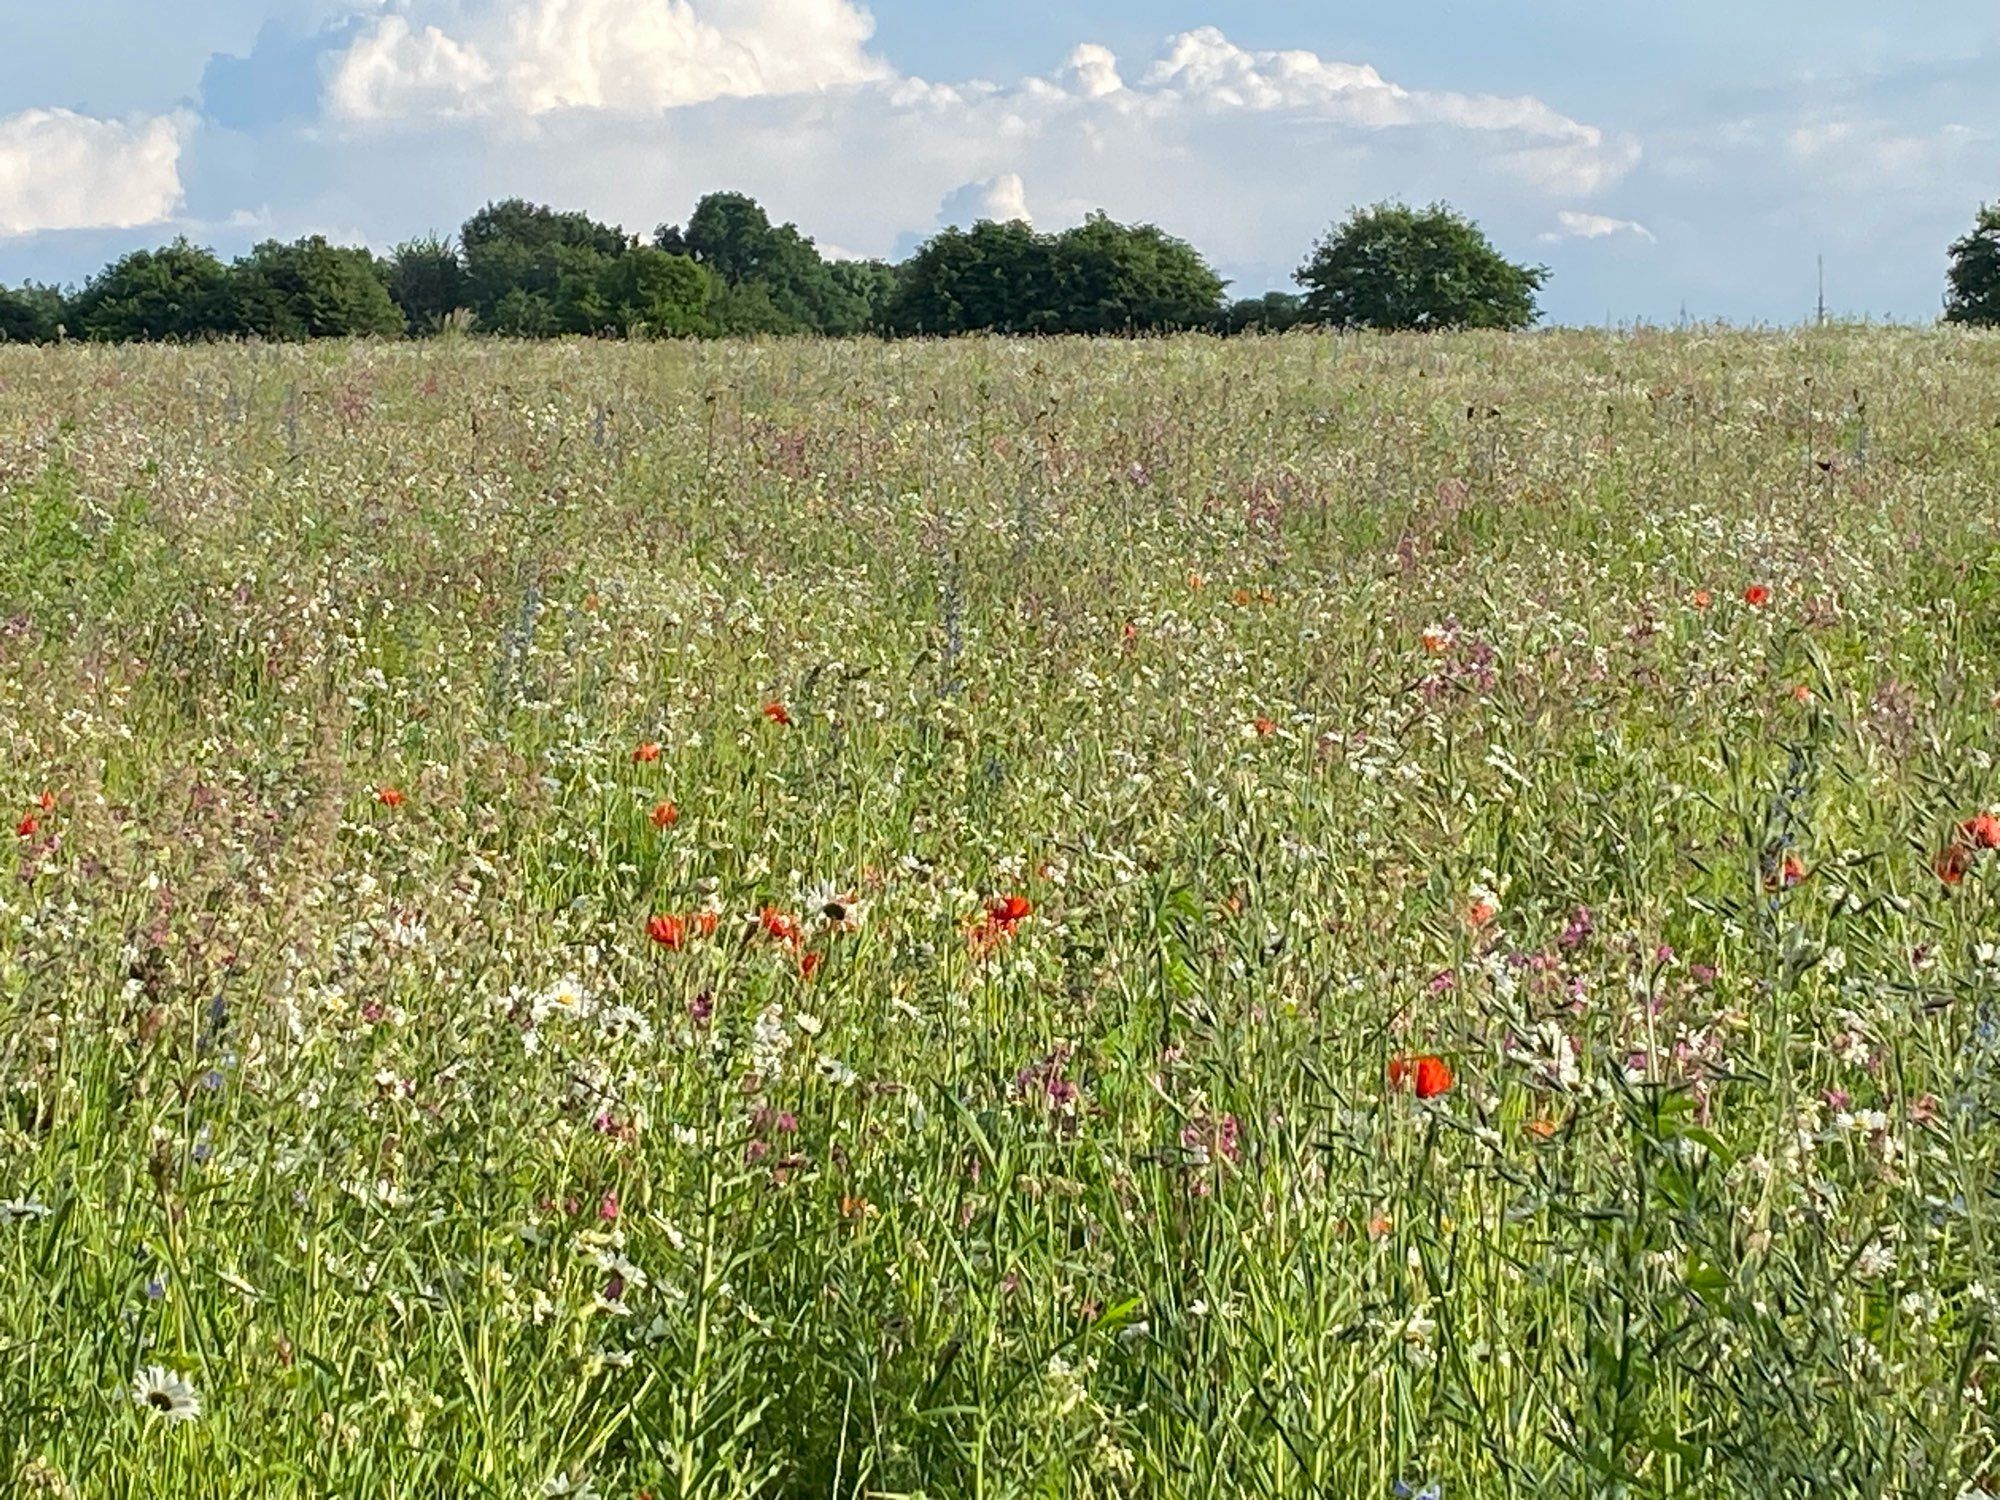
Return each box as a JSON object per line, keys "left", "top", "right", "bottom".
{"left": 889, "top": 218, "right": 1057, "bottom": 335}
{"left": 594, "top": 246, "right": 717, "bottom": 337}
{"left": 1944, "top": 203, "right": 2000, "bottom": 325}
{"left": 387, "top": 236, "right": 469, "bottom": 335}
{"left": 661, "top": 192, "right": 871, "bottom": 335}
{"left": 225, "top": 236, "right": 404, "bottom": 341}
{"left": 67, "top": 240, "right": 231, "bottom": 342}
{"left": 1049, "top": 212, "right": 1228, "bottom": 334}
{"left": 1219, "top": 291, "right": 1308, "bottom": 334}
{"left": 0, "top": 282, "right": 65, "bottom": 343}
{"left": 1297, "top": 201, "right": 1548, "bottom": 331}
{"left": 462, "top": 198, "right": 635, "bottom": 334}
{"left": 890, "top": 213, "right": 1226, "bottom": 335}
{"left": 826, "top": 258, "right": 899, "bottom": 335}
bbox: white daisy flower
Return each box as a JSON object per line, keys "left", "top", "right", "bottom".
{"left": 532, "top": 975, "right": 593, "bottom": 1023}
{"left": 802, "top": 878, "right": 865, "bottom": 932}
{"left": 130, "top": 1365, "right": 202, "bottom": 1423}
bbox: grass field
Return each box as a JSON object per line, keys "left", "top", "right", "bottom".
{"left": 6, "top": 329, "right": 2000, "bottom": 1498}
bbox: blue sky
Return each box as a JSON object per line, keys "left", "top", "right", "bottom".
{"left": 2, "top": 0, "right": 1996, "bottom": 324}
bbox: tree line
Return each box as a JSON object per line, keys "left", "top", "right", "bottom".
{"left": 9, "top": 191, "right": 2000, "bottom": 342}
{"left": 0, "top": 196, "right": 1561, "bottom": 344}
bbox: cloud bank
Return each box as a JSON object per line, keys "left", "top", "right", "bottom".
{"left": 326, "top": 0, "right": 889, "bottom": 121}
{"left": 0, "top": 109, "right": 187, "bottom": 239}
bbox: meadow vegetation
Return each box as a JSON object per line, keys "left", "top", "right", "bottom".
{"left": 5, "top": 329, "right": 2000, "bottom": 1497}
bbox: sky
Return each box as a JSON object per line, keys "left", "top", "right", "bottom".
{"left": 1, "top": 0, "right": 1996, "bottom": 325}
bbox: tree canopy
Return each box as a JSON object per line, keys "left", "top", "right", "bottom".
{"left": 1297, "top": 202, "right": 1548, "bottom": 331}
{"left": 386, "top": 237, "right": 468, "bottom": 335}
{"left": 659, "top": 192, "right": 875, "bottom": 335}
{"left": 888, "top": 213, "right": 1225, "bottom": 335}
{"left": 1945, "top": 204, "right": 2000, "bottom": 326}
{"left": 67, "top": 241, "right": 234, "bottom": 342}
{"left": 225, "top": 236, "right": 404, "bottom": 341}
{"left": 0, "top": 283, "right": 64, "bottom": 343}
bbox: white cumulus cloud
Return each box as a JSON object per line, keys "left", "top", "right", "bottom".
{"left": 1063, "top": 44, "right": 1123, "bottom": 101}
{"left": 1543, "top": 210, "right": 1654, "bottom": 243}
{"left": 938, "top": 173, "right": 1031, "bottom": 228}
{"left": 0, "top": 109, "right": 187, "bottom": 238}
{"left": 327, "top": 0, "right": 889, "bottom": 122}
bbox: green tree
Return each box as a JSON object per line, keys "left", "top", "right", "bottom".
{"left": 225, "top": 236, "right": 404, "bottom": 340}
{"left": 826, "top": 259, "right": 898, "bottom": 335}
{"left": 387, "top": 236, "right": 468, "bottom": 334}
{"left": 1220, "top": 291, "right": 1308, "bottom": 334}
{"left": 889, "top": 214, "right": 1225, "bottom": 336}
{"left": 887, "top": 220, "right": 1058, "bottom": 335}
{"left": 0, "top": 282, "right": 66, "bottom": 343}
{"left": 660, "top": 193, "right": 867, "bottom": 334}
{"left": 67, "top": 241, "right": 232, "bottom": 342}
{"left": 595, "top": 247, "right": 716, "bottom": 337}
{"left": 1296, "top": 202, "right": 1547, "bottom": 331}
{"left": 1945, "top": 203, "right": 2000, "bottom": 325}
{"left": 1049, "top": 213, "right": 1226, "bottom": 333}
{"left": 462, "top": 199, "right": 632, "bottom": 332}
{"left": 486, "top": 288, "right": 557, "bottom": 338}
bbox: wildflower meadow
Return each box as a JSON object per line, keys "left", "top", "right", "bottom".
{"left": 6, "top": 329, "right": 2000, "bottom": 1497}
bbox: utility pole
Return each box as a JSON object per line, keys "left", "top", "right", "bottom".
{"left": 1816, "top": 255, "right": 1826, "bottom": 326}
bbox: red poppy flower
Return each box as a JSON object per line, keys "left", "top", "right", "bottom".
{"left": 632, "top": 742, "right": 662, "bottom": 764}
{"left": 694, "top": 910, "right": 719, "bottom": 938}
{"left": 1252, "top": 716, "right": 1277, "bottom": 737}
{"left": 971, "top": 893, "right": 1033, "bottom": 952}
{"left": 1691, "top": 589, "right": 1712, "bottom": 609}
{"left": 1763, "top": 851, "right": 1807, "bottom": 890}
{"left": 1937, "top": 843, "right": 1974, "bottom": 887}
{"left": 988, "top": 894, "right": 1033, "bottom": 927}
{"left": 762, "top": 702, "right": 791, "bottom": 727}
{"left": 1743, "top": 584, "right": 1771, "bottom": 608}
{"left": 1389, "top": 1054, "right": 1454, "bottom": 1098}
{"left": 759, "top": 906, "right": 802, "bottom": 946}
{"left": 35, "top": 791, "right": 55, "bottom": 812}
{"left": 647, "top": 914, "right": 686, "bottom": 950}
{"left": 1961, "top": 815, "right": 2000, "bottom": 850}
{"left": 376, "top": 786, "right": 405, "bottom": 808}
{"left": 15, "top": 814, "right": 38, "bottom": 838}
{"left": 798, "top": 951, "right": 823, "bottom": 980}
{"left": 649, "top": 800, "right": 679, "bottom": 829}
